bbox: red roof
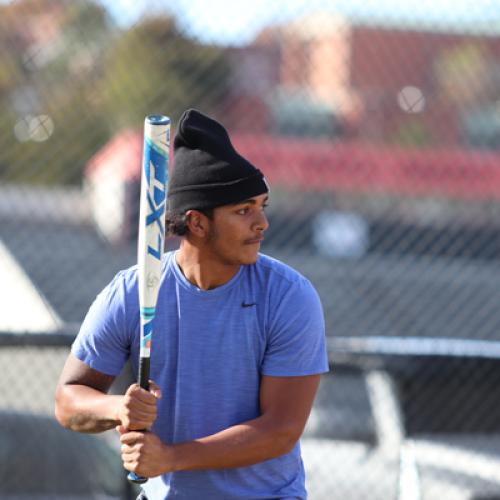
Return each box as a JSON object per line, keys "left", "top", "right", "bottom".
{"left": 85, "top": 130, "right": 143, "bottom": 182}
{"left": 85, "top": 129, "right": 500, "bottom": 201}
{"left": 233, "top": 133, "right": 500, "bottom": 201}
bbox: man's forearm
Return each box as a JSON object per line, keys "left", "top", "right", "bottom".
{"left": 168, "top": 414, "right": 299, "bottom": 472}
{"left": 55, "top": 384, "right": 122, "bottom": 433}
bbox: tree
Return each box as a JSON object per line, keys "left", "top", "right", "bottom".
{"left": 434, "top": 42, "right": 491, "bottom": 107}
{"left": 0, "top": 8, "right": 230, "bottom": 185}
{"left": 99, "top": 16, "right": 230, "bottom": 128}
{"left": 0, "top": 0, "right": 113, "bottom": 185}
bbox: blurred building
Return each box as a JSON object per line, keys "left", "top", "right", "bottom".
{"left": 84, "top": 11, "right": 500, "bottom": 250}
{"left": 225, "top": 13, "right": 500, "bottom": 148}
{"left": 223, "top": 43, "right": 282, "bottom": 132}
{"left": 84, "top": 129, "right": 143, "bottom": 245}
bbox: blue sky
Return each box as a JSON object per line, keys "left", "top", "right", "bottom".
{"left": 98, "top": 0, "right": 500, "bottom": 44}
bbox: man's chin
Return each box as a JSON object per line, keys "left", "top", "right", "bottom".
{"left": 241, "top": 252, "right": 260, "bottom": 265}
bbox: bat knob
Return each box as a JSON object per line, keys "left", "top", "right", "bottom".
{"left": 128, "top": 471, "right": 148, "bottom": 484}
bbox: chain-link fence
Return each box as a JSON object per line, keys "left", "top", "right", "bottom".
{"left": 2, "top": 0, "right": 500, "bottom": 498}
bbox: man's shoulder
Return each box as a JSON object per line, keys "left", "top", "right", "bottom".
{"left": 253, "top": 253, "right": 307, "bottom": 286}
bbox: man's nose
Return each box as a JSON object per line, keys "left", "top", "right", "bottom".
{"left": 255, "top": 210, "right": 269, "bottom": 232}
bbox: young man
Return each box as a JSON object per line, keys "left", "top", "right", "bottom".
{"left": 55, "top": 109, "right": 329, "bottom": 500}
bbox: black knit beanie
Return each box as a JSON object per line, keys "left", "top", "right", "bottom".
{"left": 167, "top": 109, "right": 268, "bottom": 213}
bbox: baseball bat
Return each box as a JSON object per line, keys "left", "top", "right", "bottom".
{"left": 128, "top": 115, "right": 170, "bottom": 485}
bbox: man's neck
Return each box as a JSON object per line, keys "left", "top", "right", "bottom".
{"left": 175, "top": 242, "right": 240, "bottom": 291}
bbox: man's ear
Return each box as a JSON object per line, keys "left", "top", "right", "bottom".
{"left": 185, "top": 210, "right": 210, "bottom": 238}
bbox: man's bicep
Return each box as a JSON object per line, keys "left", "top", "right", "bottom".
{"left": 260, "top": 374, "right": 321, "bottom": 437}
{"left": 264, "top": 278, "right": 328, "bottom": 377}
{"left": 57, "top": 352, "right": 115, "bottom": 393}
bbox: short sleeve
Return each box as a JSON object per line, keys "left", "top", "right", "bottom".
{"left": 261, "top": 277, "right": 329, "bottom": 376}
{"left": 71, "top": 271, "right": 134, "bottom": 376}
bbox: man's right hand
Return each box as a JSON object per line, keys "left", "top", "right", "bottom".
{"left": 117, "top": 381, "right": 162, "bottom": 431}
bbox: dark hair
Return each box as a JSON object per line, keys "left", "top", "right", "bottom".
{"left": 166, "top": 208, "right": 214, "bottom": 236}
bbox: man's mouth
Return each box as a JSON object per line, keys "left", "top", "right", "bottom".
{"left": 244, "top": 237, "right": 264, "bottom": 245}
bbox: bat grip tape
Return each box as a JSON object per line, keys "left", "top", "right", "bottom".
{"left": 127, "top": 356, "right": 151, "bottom": 484}
{"left": 138, "top": 356, "right": 150, "bottom": 391}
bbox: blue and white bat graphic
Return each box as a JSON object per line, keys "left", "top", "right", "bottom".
{"left": 128, "top": 114, "right": 170, "bottom": 485}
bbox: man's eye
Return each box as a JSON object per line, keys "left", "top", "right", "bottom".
{"left": 237, "top": 208, "right": 249, "bottom": 215}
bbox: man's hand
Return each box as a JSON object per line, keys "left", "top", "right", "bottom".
{"left": 117, "top": 426, "right": 174, "bottom": 478}
{"left": 117, "top": 381, "right": 161, "bottom": 431}
{"left": 113, "top": 375, "right": 322, "bottom": 476}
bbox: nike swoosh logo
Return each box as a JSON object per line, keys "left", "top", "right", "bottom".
{"left": 241, "top": 302, "right": 257, "bottom": 308}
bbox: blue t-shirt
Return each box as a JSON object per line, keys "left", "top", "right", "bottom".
{"left": 72, "top": 251, "right": 329, "bottom": 500}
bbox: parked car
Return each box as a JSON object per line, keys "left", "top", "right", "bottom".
{"left": 0, "top": 410, "right": 137, "bottom": 499}
{"left": 410, "top": 434, "right": 500, "bottom": 500}
{"left": 301, "top": 341, "right": 500, "bottom": 500}
{"left": 301, "top": 367, "right": 406, "bottom": 500}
